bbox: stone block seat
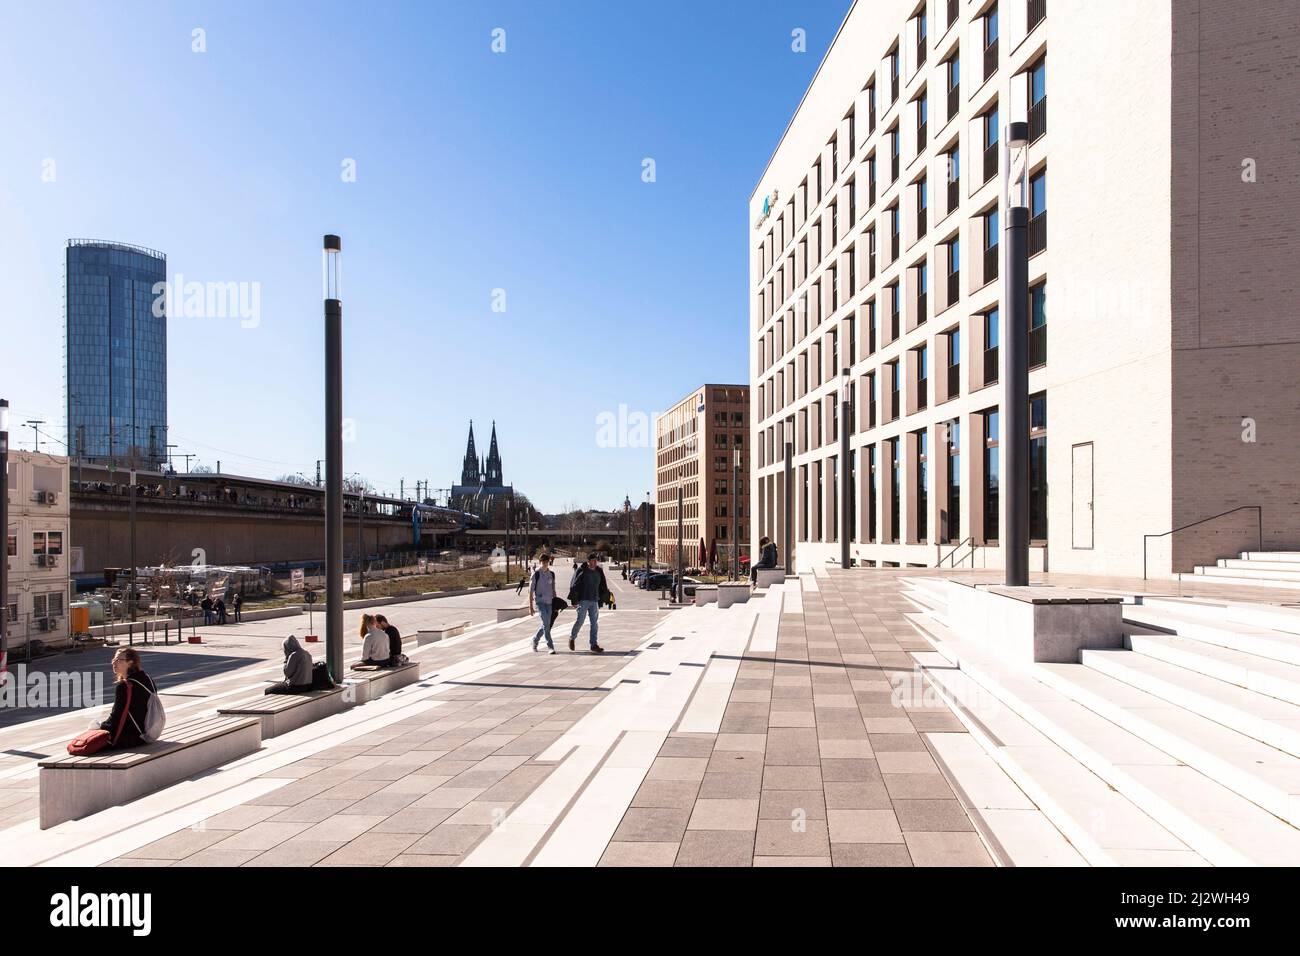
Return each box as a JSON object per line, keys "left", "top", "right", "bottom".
{"left": 217, "top": 685, "right": 349, "bottom": 738}
{"left": 497, "top": 606, "right": 530, "bottom": 623}
{"left": 694, "top": 585, "right": 718, "bottom": 606}
{"left": 753, "top": 568, "right": 789, "bottom": 588}
{"left": 345, "top": 660, "right": 421, "bottom": 702}
{"left": 418, "top": 621, "right": 470, "bottom": 645}
{"left": 38, "top": 714, "right": 263, "bottom": 829}
{"left": 716, "top": 583, "right": 751, "bottom": 609}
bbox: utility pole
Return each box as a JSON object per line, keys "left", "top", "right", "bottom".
{"left": 676, "top": 485, "right": 684, "bottom": 603}
{"left": 784, "top": 430, "right": 794, "bottom": 574}
{"left": 24, "top": 420, "right": 45, "bottom": 454}
{"left": 358, "top": 488, "right": 366, "bottom": 599}
{"left": 645, "top": 491, "right": 652, "bottom": 576}
{"left": 324, "top": 235, "right": 344, "bottom": 682}
{"left": 1003, "top": 122, "right": 1031, "bottom": 587}
{"left": 180, "top": 453, "right": 195, "bottom": 474}
{"left": 128, "top": 457, "right": 138, "bottom": 621}
{"left": 165, "top": 443, "right": 178, "bottom": 474}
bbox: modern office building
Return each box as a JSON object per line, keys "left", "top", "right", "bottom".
{"left": 750, "top": 0, "right": 1299, "bottom": 579}
{"left": 5, "top": 451, "right": 73, "bottom": 650}
{"left": 65, "top": 239, "right": 168, "bottom": 468}
{"left": 655, "top": 385, "right": 750, "bottom": 568}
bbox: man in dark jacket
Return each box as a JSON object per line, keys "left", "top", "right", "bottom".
{"left": 200, "top": 595, "right": 214, "bottom": 626}
{"left": 375, "top": 614, "right": 403, "bottom": 664}
{"left": 266, "top": 635, "right": 314, "bottom": 694}
{"left": 566, "top": 553, "right": 608, "bottom": 653}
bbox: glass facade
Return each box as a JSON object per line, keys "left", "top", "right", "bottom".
{"left": 66, "top": 240, "right": 168, "bottom": 466}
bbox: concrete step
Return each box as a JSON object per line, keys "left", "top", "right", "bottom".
{"left": 1137, "top": 597, "right": 1300, "bottom": 638}
{"left": 1178, "top": 571, "right": 1300, "bottom": 592}
{"left": 1241, "top": 552, "right": 1300, "bottom": 563}
{"left": 1222, "top": 558, "right": 1300, "bottom": 573}
{"left": 917, "top": 657, "right": 1204, "bottom": 866}
{"left": 902, "top": 575, "right": 950, "bottom": 605}
{"left": 1125, "top": 605, "right": 1300, "bottom": 667}
{"left": 1197, "top": 565, "right": 1300, "bottom": 582}
{"left": 1125, "top": 632, "right": 1300, "bottom": 707}
{"left": 901, "top": 579, "right": 948, "bottom": 622}
{"left": 1081, "top": 648, "right": 1300, "bottom": 759}
{"left": 1036, "top": 661, "right": 1300, "bottom": 829}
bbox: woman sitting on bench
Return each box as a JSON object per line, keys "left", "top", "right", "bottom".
{"left": 353, "top": 613, "right": 392, "bottom": 668}
{"left": 266, "top": 635, "right": 314, "bottom": 694}
{"left": 100, "top": 648, "right": 158, "bottom": 749}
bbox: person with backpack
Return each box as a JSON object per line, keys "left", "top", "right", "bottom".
{"left": 529, "top": 553, "right": 558, "bottom": 653}
{"left": 265, "top": 635, "right": 314, "bottom": 694}
{"left": 567, "top": 553, "right": 608, "bottom": 654}
{"left": 99, "top": 647, "right": 161, "bottom": 748}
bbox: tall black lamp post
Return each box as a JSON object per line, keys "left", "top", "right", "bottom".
{"left": 1003, "top": 122, "right": 1031, "bottom": 587}
{"left": 324, "top": 235, "right": 344, "bottom": 682}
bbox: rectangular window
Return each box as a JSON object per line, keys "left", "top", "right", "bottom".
{"left": 946, "top": 419, "right": 961, "bottom": 542}
{"left": 983, "top": 206, "right": 1000, "bottom": 282}
{"left": 984, "top": 307, "right": 1000, "bottom": 386}
{"left": 867, "top": 444, "right": 878, "bottom": 541}
{"left": 1029, "top": 281, "right": 1047, "bottom": 368}
{"left": 984, "top": 4, "right": 999, "bottom": 81}
{"left": 917, "top": 91, "right": 928, "bottom": 152}
{"left": 1030, "top": 393, "right": 1048, "bottom": 541}
{"left": 947, "top": 54, "right": 961, "bottom": 121}
{"left": 947, "top": 145, "right": 960, "bottom": 213}
{"left": 983, "top": 105, "right": 999, "bottom": 182}
{"left": 1029, "top": 168, "right": 1047, "bottom": 255}
{"left": 915, "top": 428, "right": 929, "bottom": 542}
{"left": 984, "top": 407, "right": 1000, "bottom": 543}
{"left": 917, "top": 175, "right": 928, "bottom": 237}
{"left": 889, "top": 437, "right": 901, "bottom": 543}
{"left": 1029, "top": 57, "right": 1047, "bottom": 141}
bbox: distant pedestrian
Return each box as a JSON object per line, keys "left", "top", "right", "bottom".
{"left": 566, "top": 553, "right": 609, "bottom": 653}
{"left": 216, "top": 597, "right": 228, "bottom": 625}
{"left": 233, "top": 592, "right": 243, "bottom": 623}
{"left": 529, "top": 553, "right": 557, "bottom": 653}
{"left": 200, "top": 595, "right": 214, "bottom": 626}
{"left": 515, "top": 574, "right": 527, "bottom": 595}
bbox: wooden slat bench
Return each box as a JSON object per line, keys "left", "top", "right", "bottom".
{"left": 345, "top": 661, "right": 421, "bottom": 703}
{"left": 217, "top": 686, "right": 349, "bottom": 738}
{"left": 417, "top": 620, "right": 470, "bottom": 646}
{"left": 37, "top": 714, "right": 262, "bottom": 829}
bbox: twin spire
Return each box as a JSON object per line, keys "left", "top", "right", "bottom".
{"left": 460, "top": 420, "right": 503, "bottom": 487}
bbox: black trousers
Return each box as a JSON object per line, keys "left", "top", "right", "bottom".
{"left": 265, "top": 682, "right": 313, "bottom": 695}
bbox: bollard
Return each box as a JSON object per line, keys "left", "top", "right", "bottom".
{"left": 128, "top": 623, "right": 133, "bottom": 646}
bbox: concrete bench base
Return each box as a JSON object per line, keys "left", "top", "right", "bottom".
{"left": 753, "top": 568, "right": 789, "bottom": 588}
{"left": 497, "top": 606, "right": 530, "bottom": 623}
{"left": 345, "top": 661, "right": 421, "bottom": 703}
{"left": 945, "top": 581, "right": 1125, "bottom": 663}
{"left": 218, "top": 687, "right": 348, "bottom": 738}
{"left": 418, "top": 621, "right": 469, "bottom": 645}
{"left": 717, "top": 584, "right": 752, "bottom": 609}
{"left": 694, "top": 586, "right": 718, "bottom": 606}
{"left": 38, "top": 715, "right": 262, "bottom": 829}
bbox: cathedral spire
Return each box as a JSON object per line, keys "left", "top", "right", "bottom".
{"left": 460, "top": 421, "right": 480, "bottom": 486}
{"left": 485, "top": 421, "right": 503, "bottom": 485}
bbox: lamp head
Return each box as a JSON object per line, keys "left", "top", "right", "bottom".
{"left": 323, "top": 234, "right": 342, "bottom": 301}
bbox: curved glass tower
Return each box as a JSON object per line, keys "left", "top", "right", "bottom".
{"left": 65, "top": 239, "right": 168, "bottom": 467}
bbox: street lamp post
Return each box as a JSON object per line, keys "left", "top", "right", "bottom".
{"left": 840, "top": 368, "right": 852, "bottom": 569}
{"left": 1003, "top": 122, "right": 1031, "bottom": 587}
{"left": 324, "top": 235, "right": 344, "bottom": 682}
{"left": 645, "top": 492, "right": 651, "bottom": 576}
{"left": 0, "top": 399, "right": 9, "bottom": 671}
{"left": 676, "top": 485, "right": 684, "bottom": 603}
{"left": 784, "top": 436, "right": 794, "bottom": 574}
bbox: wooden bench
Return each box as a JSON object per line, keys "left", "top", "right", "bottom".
{"left": 418, "top": 620, "right": 470, "bottom": 646}
{"left": 694, "top": 585, "right": 718, "bottom": 606}
{"left": 345, "top": 661, "right": 421, "bottom": 703}
{"left": 497, "top": 606, "right": 530, "bottom": 623}
{"left": 217, "top": 686, "right": 349, "bottom": 738}
{"left": 37, "top": 714, "right": 262, "bottom": 829}
{"left": 717, "top": 583, "right": 751, "bottom": 609}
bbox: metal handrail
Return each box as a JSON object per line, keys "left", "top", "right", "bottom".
{"left": 1142, "top": 505, "right": 1263, "bottom": 580}
{"left": 937, "top": 535, "right": 975, "bottom": 568}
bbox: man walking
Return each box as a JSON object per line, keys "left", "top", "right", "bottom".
{"left": 528, "top": 553, "right": 557, "bottom": 653}
{"left": 567, "top": 553, "right": 608, "bottom": 653}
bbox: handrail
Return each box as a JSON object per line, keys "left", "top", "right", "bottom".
{"left": 937, "top": 535, "right": 975, "bottom": 569}
{"left": 1142, "top": 505, "right": 1262, "bottom": 580}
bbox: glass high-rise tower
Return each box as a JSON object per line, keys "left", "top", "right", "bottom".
{"left": 65, "top": 239, "right": 168, "bottom": 467}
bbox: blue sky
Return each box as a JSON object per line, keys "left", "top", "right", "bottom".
{"left": 0, "top": 0, "right": 848, "bottom": 512}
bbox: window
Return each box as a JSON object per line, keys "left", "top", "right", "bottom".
{"left": 1028, "top": 57, "right": 1047, "bottom": 141}
{"left": 890, "top": 126, "right": 901, "bottom": 182}
{"left": 983, "top": 407, "right": 1000, "bottom": 543}
{"left": 983, "top": 206, "right": 1000, "bottom": 283}
{"left": 916, "top": 6, "right": 928, "bottom": 67}
{"left": 916, "top": 342, "right": 929, "bottom": 410}
{"left": 983, "top": 307, "right": 1000, "bottom": 385}
{"left": 947, "top": 236, "right": 960, "bottom": 305}
{"left": 890, "top": 203, "right": 901, "bottom": 260}
{"left": 1029, "top": 281, "right": 1047, "bottom": 368}
{"left": 814, "top": 460, "right": 824, "bottom": 541}
{"left": 917, "top": 91, "right": 929, "bottom": 152}
{"left": 847, "top": 243, "right": 857, "bottom": 297}
{"left": 867, "top": 226, "right": 877, "bottom": 280}
{"left": 848, "top": 176, "right": 857, "bottom": 227}
{"left": 947, "top": 53, "right": 961, "bottom": 121}
{"left": 984, "top": 4, "right": 999, "bottom": 81}
{"left": 831, "top": 135, "right": 839, "bottom": 182}
{"left": 1030, "top": 393, "right": 1047, "bottom": 541}
{"left": 947, "top": 327, "right": 961, "bottom": 399}
{"left": 1029, "top": 0, "right": 1046, "bottom": 33}
{"left": 867, "top": 81, "right": 877, "bottom": 133}
{"left": 867, "top": 444, "right": 878, "bottom": 541}
{"left": 1029, "top": 168, "right": 1047, "bottom": 255}
{"left": 983, "top": 104, "right": 999, "bottom": 183}
{"left": 889, "top": 282, "right": 901, "bottom": 340}
{"left": 866, "top": 369, "right": 878, "bottom": 427}
{"left": 848, "top": 108, "right": 856, "bottom": 158}
{"left": 945, "top": 419, "right": 961, "bottom": 542}
{"left": 915, "top": 428, "right": 929, "bottom": 542}
{"left": 917, "top": 259, "right": 929, "bottom": 326}
{"left": 947, "top": 144, "right": 960, "bottom": 213}
{"left": 889, "top": 437, "right": 901, "bottom": 542}
{"left": 867, "top": 154, "right": 877, "bottom": 208}
{"left": 917, "top": 175, "right": 928, "bottom": 238}
{"left": 888, "top": 359, "right": 901, "bottom": 421}
{"left": 890, "top": 46, "right": 901, "bottom": 103}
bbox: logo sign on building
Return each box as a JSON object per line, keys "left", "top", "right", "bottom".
{"left": 290, "top": 568, "right": 305, "bottom": 592}
{"left": 342, "top": 573, "right": 353, "bottom": 594}
{"left": 754, "top": 188, "right": 779, "bottom": 230}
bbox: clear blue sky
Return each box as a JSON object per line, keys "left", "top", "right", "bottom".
{"left": 0, "top": 0, "right": 848, "bottom": 512}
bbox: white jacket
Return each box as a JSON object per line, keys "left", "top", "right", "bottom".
{"left": 362, "top": 627, "right": 389, "bottom": 662}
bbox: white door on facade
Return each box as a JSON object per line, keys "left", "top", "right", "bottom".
{"left": 1072, "top": 442, "right": 1094, "bottom": 549}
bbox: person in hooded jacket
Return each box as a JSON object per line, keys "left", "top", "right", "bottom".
{"left": 99, "top": 647, "right": 159, "bottom": 749}
{"left": 266, "top": 635, "right": 314, "bottom": 694}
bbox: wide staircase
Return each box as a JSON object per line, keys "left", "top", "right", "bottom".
{"left": 900, "top": 576, "right": 1300, "bottom": 865}
{"left": 1181, "top": 551, "right": 1300, "bottom": 590}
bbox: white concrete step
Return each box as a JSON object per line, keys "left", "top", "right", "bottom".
{"left": 1137, "top": 597, "right": 1300, "bottom": 638}
{"left": 1125, "top": 605, "right": 1300, "bottom": 667}
{"left": 1036, "top": 661, "right": 1300, "bottom": 829}
{"left": 902, "top": 575, "right": 950, "bottom": 605}
{"left": 901, "top": 580, "right": 948, "bottom": 622}
{"left": 1197, "top": 565, "right": 1300, "bottom": 583}
{"left": 1125, "top": 632, "right": 1300, "bottom": 707}
{"left": 1241, "top": 552, "right": 1300, "bottom": 563}
{"left": 918, "top": 658, "right": 1204, "bottom": 866}
{"left": 1081, "top": 648, "right": 1300, "bottom": 759}
{"left": 1222, "top": 558, "right": 1300, "bottom": 573}
{"left": 1178, "top": 571, "right": 1300, "bottom": 591}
